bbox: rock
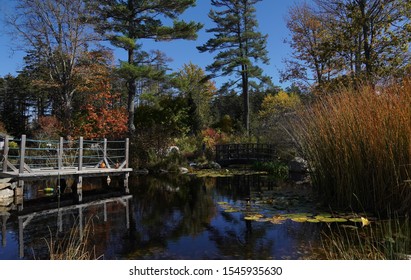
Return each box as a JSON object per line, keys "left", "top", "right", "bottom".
{"left": 134, "top": 168, "right": 149, "bottom": 175}
{"left": 0, "top": 183, "right": 11, "bottom": 190}
{"left": 209, "top": 161, "right": 222, "bottom": 169}
{"left": 0, "top": 188, "right": 13, "bottom": 199}
{"left": 0, "top": 178, "right": 12, "bottom": 184}
{"left": 179, "top": 167, "right": 189, "bottom": 174}
{"left": 288, "top": 157, "right": 309, "bottom": 173}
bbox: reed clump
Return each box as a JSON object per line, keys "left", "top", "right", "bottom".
{"left": 45, "top": 218, "right": 99, "bottom": 260}
{"left": 296, "top": 81, "right": 411, "bottom": 214}
{"left": 321, "top": 216, "right": 411, "bottom": 260}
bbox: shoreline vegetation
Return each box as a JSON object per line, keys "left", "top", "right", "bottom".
{"left": 295, "top": 81, "right": 411, "bottom": 215}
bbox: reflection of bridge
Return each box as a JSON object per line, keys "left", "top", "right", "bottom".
{"left": 1, "top": 194, "right": 132, "bottom": 258}
{"left": 215, "top": 144, "right": 276, "bottom": 166}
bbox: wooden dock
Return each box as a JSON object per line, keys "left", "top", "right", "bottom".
{"left": 0, "top": 135, "right": 132, "bottom": 206}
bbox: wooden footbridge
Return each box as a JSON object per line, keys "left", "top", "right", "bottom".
{"left": 0, "top": 135, "right": 132, "bottom": 206}
{"left": 215, "top": 143, "right": 277, "bottom": 167}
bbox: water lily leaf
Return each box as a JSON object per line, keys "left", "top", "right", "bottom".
{"left": 315, "top": 212, "right": 332, "bottom": 218}
{"left": 244, "top": 214, "right": 264, "bottom": 221}
{"left": 320, "top": 217, "right": 347, "bottom": 223}
{"left": 291, "top": 217, "right": 308, "bottom": 223}
{"left": 314, "top": 215, "right": 328, "bottom": 221}
{"left": 285, "top": 213, "right": 311, "bottom": 219}
{"left": 269, "top": 216, "right": 287, "bottom": 224}
{"left": 217, "top": 201, "right": 229, "bottom": 205}
{"left": 224, "top": 208, "right": 239, "bottom": 213}
{"left": 307, "top": 218, "right": 320, "bottom": 223}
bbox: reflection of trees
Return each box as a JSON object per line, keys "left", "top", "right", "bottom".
{"left": 122, "top": 174, "right": 323, "bottom": 259}
{"left": 124, "top": 175, "right": 217, "bottom": 258}
{"left": 205, "top": 215, "right": 275, "bottom": 259}
{"left": 212, "top": 175, "right": 323, "bottom": 259}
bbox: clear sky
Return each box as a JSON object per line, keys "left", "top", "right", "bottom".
{"left": 0, "top": 0, "right": 306, "bottom": 88}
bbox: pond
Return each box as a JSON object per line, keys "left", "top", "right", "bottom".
{"left": 0, "top": 173, "right": 409, "bottom": 260}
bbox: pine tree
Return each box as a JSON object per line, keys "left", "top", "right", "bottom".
{"left": 197, "top": 0, "right": 269, "bottom": 136}
{"left": 87, "top": 0, "right": 203, "bottom": 133}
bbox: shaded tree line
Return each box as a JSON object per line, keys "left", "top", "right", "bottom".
{"left": 1, "top": 0, "right": 410, "bottom": 169}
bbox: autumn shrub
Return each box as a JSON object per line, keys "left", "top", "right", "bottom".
{"left": 296, "top": 82, "right": 411, "bottom": 214}
{"left": 32, "top": 116, "right": 63, "bottom": 139}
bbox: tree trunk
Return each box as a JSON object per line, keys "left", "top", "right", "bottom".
{"left": 127, "top": 48, "right": 136, "bottom": 134}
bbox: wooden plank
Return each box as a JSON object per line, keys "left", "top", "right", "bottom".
{"left": 78, "top": 137, "right": 83, "bottom": 171}
{"left": 2, "top": 136, "right": 9, "bottom": 172}
{"left": 19, "top": 135, "right": 26, "bottom": 174}
{"left": 24, "top": 163, "right": 32, "bottom": 173}
{"left": 58, "top": 137, "right": 63, "bottom": 170}
{"left": 125, "top": 138, "right": 129, "bottom": 168}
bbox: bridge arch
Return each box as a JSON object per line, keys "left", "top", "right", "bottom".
{"left": 215, "top": 143, "right": 276, "bottom": 167}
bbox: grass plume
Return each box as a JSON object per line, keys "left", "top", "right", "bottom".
{"left": 296, "top": 81, "right": 411, "bottom": 214}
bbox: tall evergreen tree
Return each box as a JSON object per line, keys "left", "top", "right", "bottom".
{"left": 87, "top": 0, "right": 203, "bottom": 133}
{"left": 197, "top": 0, "right": 269, "bottom": 135}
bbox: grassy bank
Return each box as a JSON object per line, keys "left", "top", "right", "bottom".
{"left": 296, "top": 81, "right": 411, "bottom": 214}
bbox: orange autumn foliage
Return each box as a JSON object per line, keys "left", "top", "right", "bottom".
{"left": 72, "top": 50, "right": 128, "bottom": 139}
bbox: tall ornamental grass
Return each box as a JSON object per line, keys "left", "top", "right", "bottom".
{"left": 297, "top": 81, "right": 411, "bottom": 214}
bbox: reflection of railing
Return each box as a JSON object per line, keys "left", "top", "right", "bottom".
{"left": 1, "top": 135, "right": 130, "bottom": 177}
{"left": 215, "top": 143, "right": 276, "bottom": 166}
{"left": 15, "top": 195, "right": 132, "bottom": 258}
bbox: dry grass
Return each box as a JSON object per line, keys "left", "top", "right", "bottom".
{"left": 296, "top": 81, "right": 411, "bottom": 213}
{"left": 321, "top": 215, "right": 411, "bottom": 260}
{"left": 45, "top": 218, "right": 100, "bottom": 260}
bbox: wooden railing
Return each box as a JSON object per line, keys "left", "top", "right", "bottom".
{"left": 215, "top": 143, "right": 276, "bottom": 166}
{"left": 1, "top": 135, "right": 129, "bottom": 175}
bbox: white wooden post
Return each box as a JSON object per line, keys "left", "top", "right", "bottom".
{"left": 78, "top": 137, "right": 83, "bottom": 171}
{"left": 19, "top": 135, "right": 26, "bottom": 174}
{"left": 2, "top": 136, "right": 9, "bottom": 172}
{"left": 58, "top": 137, "right": 63, "bottom": 170}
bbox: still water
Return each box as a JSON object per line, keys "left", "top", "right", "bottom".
{"left": 0, "top": 174, "right": 327, "bottom": 260}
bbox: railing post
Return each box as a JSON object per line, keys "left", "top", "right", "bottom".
{"left": 125, "top": 138, "right": 129, "bottom": 168}
{"left": 19, "top": 135, "right": 26, "bottom": 174}
{"left": 58, "top": 137, "right": 63, "bottom": 170}
{"left": 78, "top": 137, "right": 83, "bottom": 171}
{"left": 3, "top": 135, "right": 9, "bottom": 172}
{"left": 103, "top": 138, "right": 107, "bottom": 163}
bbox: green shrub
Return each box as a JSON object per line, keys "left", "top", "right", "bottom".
{"left": 252, "top": 161, "right": 289, "bottom": 178}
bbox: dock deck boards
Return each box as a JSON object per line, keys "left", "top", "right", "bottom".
{"left": 0, "top": 166, "right": 133, "bottom": 179}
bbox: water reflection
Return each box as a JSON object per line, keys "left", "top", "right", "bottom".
{"left": 1, "top": 174, "right": 326, "bottom": 260}
{"left": 123, "top": 174, "right": 323, "bottom": 259}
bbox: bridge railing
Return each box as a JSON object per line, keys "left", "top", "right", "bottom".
{"left": 1, "top": 135, "right": 129, "bottom": 174}
{"left": 215, "top": 143, "right": 276, "bottom": 164}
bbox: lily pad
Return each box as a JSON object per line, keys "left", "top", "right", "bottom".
{"left": 315, "top": 212, "right": 333, "bottom": 218}
{"left": 291, "top": 217, "right": 308, "bottom": 223}
{"left": 307, "top": 218, "right": 321, "bottom": 223}
{"left": 269, "top": 216, "right": 287, "bottom": 224}
{"left": 217, "top": 201, "right": 229, "bottom": 205}
{"left": 320, "top": 217, "right": 348, "bottom": 223}
{"left": 284, "top": 213, "right": 311, "bottom": 219}
{"left": 244, "top": 214, "right": 264, "bottom": 221}
{"left": 224, "top": 207, "right": 239, "bottom": 213}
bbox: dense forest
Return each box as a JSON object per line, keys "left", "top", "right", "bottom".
{"left": 0, "top": 1, "right": 410, "bottom": 200}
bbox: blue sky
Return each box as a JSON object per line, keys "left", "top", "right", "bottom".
{"left": 0, "top": 0, "right": 306, "bottom": 88}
